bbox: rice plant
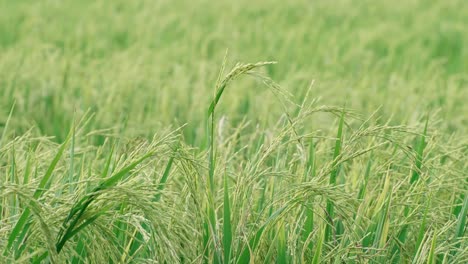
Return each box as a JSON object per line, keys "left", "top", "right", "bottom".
{"left": 0, "top": 0, "right": 467, "bottom": 263}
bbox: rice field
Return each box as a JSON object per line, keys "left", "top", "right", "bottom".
{"left": 0, "top": 0, "right": 467, "bottom": 263}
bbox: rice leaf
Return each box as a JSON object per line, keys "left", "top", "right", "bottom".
{"left": 325, "top": 109, "right": 345, "bottom": 243}
{"left": 4, "top": 130, "right": 71, "bottom": 254}
{"left": 223, "top": 172, "right": 232, "bottom": 263}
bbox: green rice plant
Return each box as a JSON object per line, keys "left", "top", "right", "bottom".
{"left": 4, "top": 129, "right": 72, "bottom": 259}
{"left": 1, "top": 0, "right": 467, "bottom": 262}
{"left": 427, "top": 232, "right": 437, "bottom": 264}
{"left": 0, "top": 101, "right": 15, "bottom": 149}
{"left": 414, "top": 196, "right": 432, "bottom": 259}
{"left": 393, "top": 116, "right": 430, "bottom": 261}
{"left": 450, "top": 196, "right": 467, "bottom": 260}
{"left": 410, "top": 116, "right": 429, "bottom": 184}
{"left": 205, "top": 59, "right": 275, "bottom": 263}
{"left": 223, "top": 171, "right": 232, "bottom": 263}
{"left": 276, "top": 223, "right": 287, "bottom": 264}
{"left": 311, "top": 224, "right": 325, "bottom": 264}
{"left": 325, "top": 109, "right": 345, "bottom": 244}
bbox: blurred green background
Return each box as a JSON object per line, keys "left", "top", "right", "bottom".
{"left": 1, "top": 0, "right": 466, "bottom": 143}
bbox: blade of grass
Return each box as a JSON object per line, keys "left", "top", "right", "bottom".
{"left": 304, "top": 139, "right": 316, "bottom": 181}
{"left": 393, "top": 116, "right": 430, "bottom": 262}
{"left": 454, "top": 195, "right": 467, "bottom": 240}
{"left": 101, "top": 143, "right": 115, "bottom": 179}
{"left": 415, "top": 197, "right": 431, "bottom": 256}
{"left": 4, "top": 130, "right": 71, "bottom": 255}
{"left": 301, "top": 140, "right": 316, "bottom": 252}
{"left": 450, "top": 195, "right": 467, "bottom": 259}
{"left": 154, "top": 153, "right": 176, "bottom": 202}
{"left": 203, "top": 219, "right": 210, "bottom": 263}
{"left": 68, "top": 120, "right": 75, "bottom": 193}
{"left": 374, "top": 172, "right": 392, "bottom": 248}
{"left": 0, "top": 101, "right": 15, "bottom": 149}
{"left": 427, "top": 233, "right": 437, "bottom": 264}
{"left": 71, "top": 238, "right": 86, "bottom": 264}
{"left": 223, "top": 172, "right": 232, "bottom": 263}
{"left": 325, "top": 109, "right": 345, "bottom": 243}
{"left": 312, "top": 225, "right": 325, "bottom": 264}
{"left": 277, "top": 224, "right": 287, "bottom": 264}
{"left": 357, "top": 155, "right": 372, "bottom": 200}
{"left": 410, "top": 116, "right": 429, "bottom": 184}
{"left": 56, "top": 152, "right": 154, "bottom": 253}
{"left": 237, "top": 226, "right": 265, "bottom": 264}
{"left": 237, "top": 206, "right": 286, "bottom": 264}
{"left": 302, "top": 203, "right": 314, "bottom": 252}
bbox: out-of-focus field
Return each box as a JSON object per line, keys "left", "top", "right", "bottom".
{"left": 0, "top": 0, "right": 466, "bottom": 263}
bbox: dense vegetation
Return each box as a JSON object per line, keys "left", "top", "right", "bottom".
{"left": 0, "top": 0, "right": 467, "bottom": 263}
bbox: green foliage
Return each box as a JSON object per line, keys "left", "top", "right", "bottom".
{"left": 0, "top": 0, "right": 467, "bottom": 263}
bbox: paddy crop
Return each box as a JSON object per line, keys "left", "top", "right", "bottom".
{"left": 0, "top": 0, "right": 466, "bottom": 263}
